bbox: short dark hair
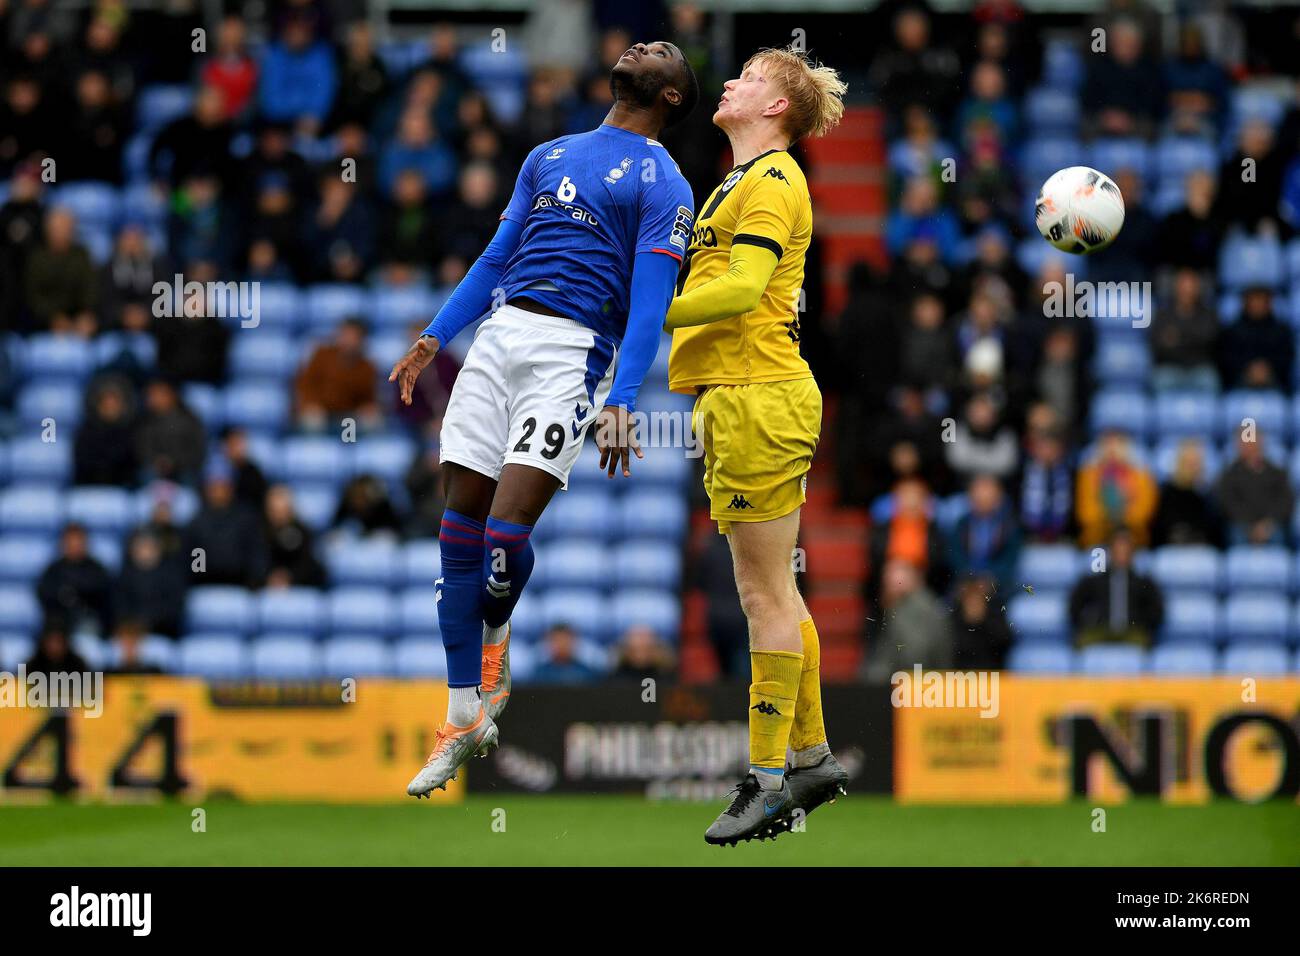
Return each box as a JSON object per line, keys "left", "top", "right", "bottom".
{"left": 666, "top": 51, "right": 699, "bottom": 128}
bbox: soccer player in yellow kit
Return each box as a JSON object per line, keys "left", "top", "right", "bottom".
{"left": 664, "top": 47, "right": 848, "bottom": 845}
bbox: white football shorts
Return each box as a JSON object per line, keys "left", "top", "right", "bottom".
{"left": 438, "top": 304, "right": 619, "bottom": 488}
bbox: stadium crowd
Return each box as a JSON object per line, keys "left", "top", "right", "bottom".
{"left": 2, "top": 0, "right": 1300, "bottom": 681}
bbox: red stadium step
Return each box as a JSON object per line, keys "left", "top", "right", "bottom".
{"left": 807, "top": 591, "right": 867, "bottom": 642}
{"left": 803, "top": 537, "right": 869, "bottom": 585}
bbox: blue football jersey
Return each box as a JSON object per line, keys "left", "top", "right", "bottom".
{"left": 496, "top": 124, "right": 694, "bottom": 345}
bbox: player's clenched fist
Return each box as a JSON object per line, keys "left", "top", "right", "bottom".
{"left": 595, "top": 404, "right": 643, "bottom": 478}
{"left": 388, "top": 334, "right": 439, "bottom": 406}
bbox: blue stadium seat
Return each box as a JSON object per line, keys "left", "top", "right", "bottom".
{"left": 0, "top": 633, "right": 33, "bottom": 669}
{"left": 1230, "top": 86, "right": 1287, "bottom": 129}
{"left": 631, "top": 447, "right": 692, "bottom": 488}
{"left": 257, "top": 588, "right": 326, "bottom": 635}
{"left": 353, "top": 435, "right": 416, "bottom": 483}
{"left": 22, "top": 334, "right": 97, "bottom": 379}
{"left": 303, "top": 284, "right": 368, "bottom": 330}
{"left": 0, "top": 486, "right": 65, "bottom": 533}
{"left": 1221, "top": 391, "right": 1289, "bottom": 442}
{"left": 1154, "top": 391, "right": 1217, "bottom": 439}
{"left": 1151, "top": 439, "right": 1220, "bottom": 484}
{"left": 19, "top": 383, "right": 82, "bottom": 429}
{"left": 327, "top": 587, "right": 397, "bottom": 635}
{"left": 185, "top": 587, "right": 257, "bottom": 635}
{"left": 1154, "top": 136, "right": 1217, "bottom": 181}
{"left": 5, "top": 438, "right": 71, "bottom": 484}
{"left": 394, "top": 636, "right": 448, "bottom": 677}
{"left": 94, "top": 331, "right": 157, "bottom": 370}
{"left": 251, "top": 634, "right": 321, "bottom": 679}
{"left": 116, "top": 635, "right": 180, "bottom": 672}
{"left": 1042, "top": 39, "right": 1083, "bottom": 89}
{"left": 1220, "top": 643, "right": 1290, "bottom": 676}
{"left": 326, "top": 538, "right": 401, "bottom": 587}
{"left": 282, "top": 437, "right": 347, "bottom": 484}
{"left": 182, "top": 383, "right": 223, "bottom": 431}
{"left": 398, "top": 587, "right": 438, "bottom": 638}
{"left": 135, "top": 84, "right": 193, "bottom": 132}
{"left": 1219, "top": 236, "right": 1284, "bottom": 290}
{"left": 934, "top": 494, "right": 969, "bottom": 531}
{"left": 1078, "top": 643, "right": 1145, "bottom": 675}
{"left": 287, "top": 483, "right": 337, "bottom": 531}
{"left": 612, "top": 541, "right": 682, "bottom": 590}
{"left": 1088, "top": 138, "right": 1152, "bottom": 183}
{"left": 229, "top": 331, "right": 297, "bottom": 380}
{"left": 1160, "top": 593, "right": 1222, "bottom": 644}
{"left": 53, "top": 183, "right": 121, "bottom": 230}
{"left": 178, "top": 634, "right": 248, "bottom": 679}
{"left": 366, "top": 335, "right": 407, "bottom": 370}
{"left": 1020, "top": 137, "right": 1082, "bottom": 187}
{"left": 222, "top": 381, "right": 290, "bottom": 432}
{"left": 131, "top": 484, "right": 201, "bottom": 526}
{"left": 65, "top": 487, "right": 133, "bottom": 535}
{"left": 1150, "top": 643, "right": 1217, "bottom": 675}
{"left": 1092, "top": 336, "right": 1150, "bottom": 386}
{"left": 254, "top": 283, "right": 303, "bottom": 329}
{"left": 1222, "top": 592, "right": 1290, "bottom": 644}
{"left": 1008, "top": 642, "right": 1074, "bottom": 673}
{"left": 368, "top": 285, "right": 443, "bottom": 328}
{"left": 1006, "top": 591, "right": 1070, "bottom": 643}
{"left": 89, "top": 532, "right": 122, "bottom": 573}
{"left": 0, "top": 535, "right": 55, "bottom": 583}
{"left": 1017, "top": 544, "right": 1085, "bottom": 591}
{"left": 508, "top": 589, "right": 543, "bottom": 643}
{"left": 1090, "top": 389, "right": 1151, "bottom": 438}
{"left": 1225, "top": 545, "right": 1293, "bottom": 594}
{"left": 73, "top": 634, "right": 110, "bottom": 669}
{"left": 616, "top": 489, "right": 688, "bottom": 541}
{"left": 1023, "top": 88, "right": 1080, "bottom": 134}
{"left": 541, "top": 588, "right": 611, "bottom": 642}
{"left": 0, "top": 586, "right": 41, "bottom": 633}
{"left": 121, "top": 182, "right": 167, "bottom": 225}
{"left": 539, "top": 487, "right": 614, "bottom": 542}
{"left": 1154, "top": 541, "right": 1222, "bottom": 595}
{"left": 539, "top": 541, "right": 609, "bottom": 589}
{"left": 402, "top": 542, "right": 441, "bottom": 587}
{"left": 322, "top": 635, "right": 393, "bottom": 677}
{"left": 609, "top": 588, "right": 680, "bottom": 642}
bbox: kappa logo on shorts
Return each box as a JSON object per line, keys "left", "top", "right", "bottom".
{"left": 727, "top": 494, "right": 754, "bottom": 510}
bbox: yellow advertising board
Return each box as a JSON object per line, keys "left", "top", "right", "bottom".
{"left": 0, "top": 677, "right": 457, "bottom": 803}
{"left": 895, "top": 676, "right": 1300, "bottom": 804}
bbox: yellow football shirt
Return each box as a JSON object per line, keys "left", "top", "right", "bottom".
{"left": 667, "top": 148, "right": 812, "bottom": 393}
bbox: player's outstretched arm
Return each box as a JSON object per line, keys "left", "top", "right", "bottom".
{"left": 388, "top": 217, "right": 524, "bottom": 405}
{"left": 663, "top": 241, "right": 778, "bottom": 330}
{"left": 597, "top": 251, "right": 680, "bottom": 478}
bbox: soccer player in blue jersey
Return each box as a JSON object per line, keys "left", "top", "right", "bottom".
{"left": 391, "top": 42, "right": 697, "bottom": 798}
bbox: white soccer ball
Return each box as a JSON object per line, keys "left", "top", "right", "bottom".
{"left": 1035, "top": 166, "right": 1125, "bottom": 255}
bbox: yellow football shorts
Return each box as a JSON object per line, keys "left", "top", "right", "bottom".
{"left": 691, "top": 377, "right": 822, "bottom": 534}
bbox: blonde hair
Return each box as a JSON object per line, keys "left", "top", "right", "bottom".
{"left": 743, "top": 46, "right": 847, "bottom": 141}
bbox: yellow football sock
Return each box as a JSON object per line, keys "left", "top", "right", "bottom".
{"left": 789, "top": 617, "right": 827, "bottom": 753}
{"left": 748, "top": 649, "right": 803, "bottom": 771}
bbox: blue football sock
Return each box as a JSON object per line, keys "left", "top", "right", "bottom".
{"left": 437, "top": 509, "right": 487, "bottom": 688}
{"left": 482, "top": 516, "right": 535, "bottom": 628}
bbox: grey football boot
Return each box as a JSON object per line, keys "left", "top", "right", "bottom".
{"left": 704, "top": 774, "right": 795, "bottom": 846}
{"left": 784, "top": 751, "right": 849, "bottom": 821}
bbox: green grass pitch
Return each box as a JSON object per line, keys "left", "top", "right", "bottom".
{"left": 1, "top": 797, "right": 1295, "bottom": 866}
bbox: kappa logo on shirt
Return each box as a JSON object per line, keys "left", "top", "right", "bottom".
{"left": 762, "top": 167, "right": 790, "bottom": 184}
